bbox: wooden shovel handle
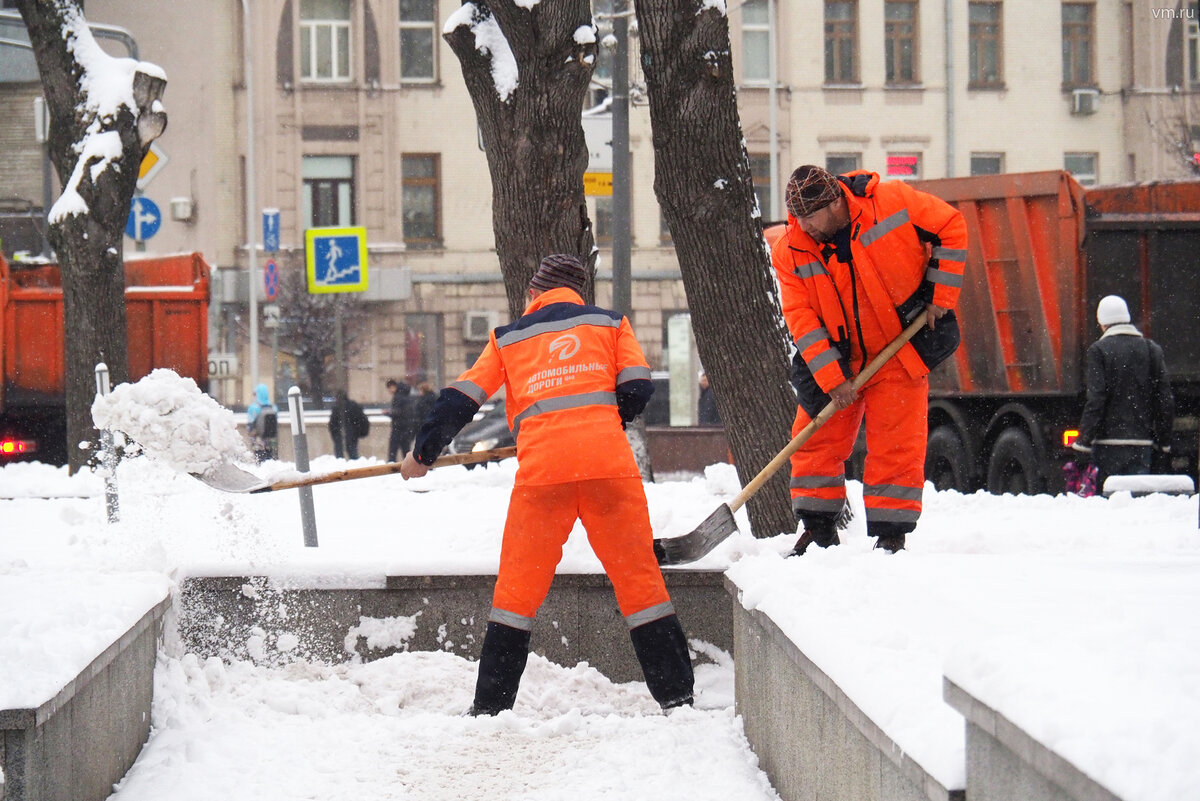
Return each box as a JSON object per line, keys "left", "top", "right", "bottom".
{"left": 727, "top": 311, "right": 930, "bottom": 513}
{"left": 256, "top": 445, "right": 518, "bottom": 493}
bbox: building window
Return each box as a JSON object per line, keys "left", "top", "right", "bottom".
{"left": 399, "top": 0, "right": 437, "bottom": 82}
{"left": 968, "top": 2, "right": 1003, "bottom": 88}
{"left": 401, "top": 154, "right": 441, "bottom": 246}
{"left": 1189, "top": 3, "right": 1200, "bottom": 86}
{"left": 741, "top": 0, "right": 770, "bottom": 85}
{"left": 749, "top": 154, "right": 774, "bottom": 220}
{"left": 594, "top": 197, "right": 614, "bottom": 247}
{"left": 885, "top": 1, "right": 918, "bottom": 85}
{"left": 886, "top": 152, "right": 922, "bottom": 180}
{"left": 825, "top": 1, "right": 859, "bottom": 84}
{"left": 1062, "top": 3, "right": 1094, "bottom": 88}
{"left": 970, "top": 153, "right": 1004, "bottom": 175}
{"left": 303, "top": 155, "right": 355, "bottom": 227}
{"left": 300, "top": 0, "right": 352, "bottom": 82}
{"left": 1065, "top": 152, "right": 1098, "bottom": 186}
{"left": 826, "top": 152, "right": 861, "bottom": 174}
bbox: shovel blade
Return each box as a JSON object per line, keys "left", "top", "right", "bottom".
{"left": 654, "top": 503, "right": 738, "bottom": 566}
{"left": 191, "top": 461, "right": 269, "bottom": 493}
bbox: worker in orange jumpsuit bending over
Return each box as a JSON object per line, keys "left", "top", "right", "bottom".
{"left": 400, "top": 254, "right": 694, "bottom": 715}
{"left": 771, "top": 165, "right": 967, "bottom": 554}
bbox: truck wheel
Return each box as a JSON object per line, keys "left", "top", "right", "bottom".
{"left": 926, "top": 426, "right": 971, "bottom": 492}
{"left": 986, "top": 429, "right": 1045, "bottom": 496}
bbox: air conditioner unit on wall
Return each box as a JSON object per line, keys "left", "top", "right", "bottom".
{"left": 463, "top": 311, "right": 499, "bottom": 342}
{"left": 1071, "top": 88, "right": 1100, "bottom": 116}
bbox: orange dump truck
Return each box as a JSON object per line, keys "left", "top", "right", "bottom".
{"left": 769, "top": 170, "right": 1199, "bottom": 494}
{"left": 1, "top": 252, "right": 211, "bottom": 465}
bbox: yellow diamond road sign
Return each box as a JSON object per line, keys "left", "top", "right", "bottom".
{"left": 137, "top": 142, "right": 168, "bottom": 190}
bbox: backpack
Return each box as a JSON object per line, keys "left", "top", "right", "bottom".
{"left": 352, "top": 403, "right": 370, "bottom": 438}
{"left": 255, "top": 407, "right": 278, "bottom": 440}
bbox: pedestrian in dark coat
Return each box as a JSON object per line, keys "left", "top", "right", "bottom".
{"left": 1071, "top": 295, "right": 1174, "bottom": 489}
{"left": 329, "top": 390, "right": 369, "bottom": 459}
{"left": 697, "top": 370, "right": 720, "bottom": 426}
{"left": 386, "top": 379, "right": 415, "bottom": 462}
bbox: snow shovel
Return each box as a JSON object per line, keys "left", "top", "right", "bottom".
{"left": 193, "top": 446, "right": 517, "bottom": 494}
{"left": 653, "top": 310, "right": 930, "bottom": 566}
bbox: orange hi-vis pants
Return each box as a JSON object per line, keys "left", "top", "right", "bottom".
{"left": 489, "top": 478, "right": 675, "bottom": 631}
{"left": 788, "top": 362, "right": 928, "bottom": 532}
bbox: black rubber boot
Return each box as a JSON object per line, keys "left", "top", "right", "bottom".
{"left": 469, "top": 621, "right": 531, "bottom": 716}
{"left": 790, "top": 503, "right": 851, "bottom": 556}
{"left": 868, "top": 521, "right": 913, "bottom": 553}
{"left": 629, "top": 614, "right": 695, "bottom": 710}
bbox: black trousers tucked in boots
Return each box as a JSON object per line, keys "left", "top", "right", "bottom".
{"left": 629, "top": 614, "right": 695, "bottom": 709}
{"left": 471, "top": 621, "right": 531, "bottom": 715}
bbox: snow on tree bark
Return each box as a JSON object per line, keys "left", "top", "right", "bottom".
{"left": 634, "top": 0, "right": 797, "bottom": 538}
{"left": 16, "top": 0, "right": 167, "bottom": 472}
{"left": 443, "top": 1, "right": 599, "bottom": 320}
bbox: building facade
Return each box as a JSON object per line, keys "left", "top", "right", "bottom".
{"left": 1, "top": 0, "right": 1196, "bottom": 411}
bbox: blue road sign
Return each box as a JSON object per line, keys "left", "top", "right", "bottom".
{"left": 304, "top": 227, "right": 368, "bottom": 294}
{"left": 264, "top": 258, "right": 279, "bottom": 302}
{"left": 125, "top": 196, "right": 162, "bottom": 241}
{"left": 262, "top": 208, "right": 280, "bottom": 253}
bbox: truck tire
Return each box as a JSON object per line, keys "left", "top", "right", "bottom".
{"left": 925, "top": 426, "right": 971, "bottom": 492}
{"left": 986, "top": 429, "right": 1045, "bottom": 496}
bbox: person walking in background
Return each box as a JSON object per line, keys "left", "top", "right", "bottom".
{"left": 386, "top": 379, "right": 415, "bottom": 462}
{"left": 772, "top": 165, "right": 967, "bottom": 555}
{"left": 1071, "top": 295, "right": 1174, "bottom": 489}
{"left": 329, "top": 389, "right": 369, "bottom": 460}
{"left": 697, "top": 369, "right": 720, "bottom": 426}
{"left": 246, "top": 383, "right": 278, "bottom": 463}
{"left": 413, "top": 380, "right": 436, "bottom": 424}
{"left": 400, "top": 253, "right": 694, "bottom": 716}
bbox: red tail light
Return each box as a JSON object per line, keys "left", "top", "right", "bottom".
{"left": 1062, "top": 429, "right": 1079, "bottom": 448}
{"left": 0, "top": 438, "right": 36, "bottom": 456}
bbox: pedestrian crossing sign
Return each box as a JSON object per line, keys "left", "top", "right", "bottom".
{"left": 304, "top": 227, "right": 369, "bottom": 294}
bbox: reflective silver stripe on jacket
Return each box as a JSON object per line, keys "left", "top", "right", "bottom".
{"left": 932, "top": 246, "right": 967, "bottom": 263}
{"left": 489, "top": 607, "right": 534, "bottom": 632}
{"left": 791, "top": 496, "right": 848, "bottom": 514}
{"left": 1094, "top": 438, "right": 1155, "bottom": 447}
{"left": 790, "top": 474, "right": 846, "bottom": 489}
{"left": 859, "top": 208, "right": 910, "bottom": 247}
{"left": 496, "top": 313, "right": 620, "bottom": 348}
{"left": 865, "top": 507, "right": 921, "bottom": 523}
{"left": 806, "top": 347, "right": 840, "bottom": 373}
{"left": 451, "top": 380, "right": 489, "bottom": 405}
{"left": 863, "top": 483, "right": 923, "bottom": 502}
{"left": 794, "top": 327, "right": 832, "bottom": 352}
{"left": 511, "top": 390, "right": 617, "bottom": 437}
{"left": 625, "top": 601, "right": 675, "bottom": 629}
{"left": 925, "top": 266, "right": 964, "bottom": 288}
{"left": 793, "top": 260, "right": 828, "bottom": 280}
{"left": 617, "top": 365, "right": 651, "bottom": 383}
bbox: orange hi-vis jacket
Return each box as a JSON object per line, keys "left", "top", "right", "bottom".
{"left": 771, "top": 171, "right": 968, "bottom": 393}
{"left": 416, "top": 287, "right": 653, "bottom": 486}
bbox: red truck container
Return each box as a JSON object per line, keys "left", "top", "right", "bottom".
{"left": 768, "top": 170, "right": 1199, "bottom": 494}
{"left": 1, "top": 252, "right": 211, "bottom": 465}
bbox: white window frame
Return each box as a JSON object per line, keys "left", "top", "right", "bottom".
{"left": 303, "top": 155, "right": 356, "bottom": 228}
{"left": 399, "top": 0, "right": 438, "bottom": 83}
{"left": 741, "top": 0, "right": 771, "bottom": 86}
{"left": 300, "top": 0, "right": 353, "bottom": 83}
{"left": 1064, "top": 152, "right": 1098, "bottom": 186}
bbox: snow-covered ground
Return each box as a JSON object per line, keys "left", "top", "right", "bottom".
{"left": 1, "top": 370, "right": 1198, "bottom": 801}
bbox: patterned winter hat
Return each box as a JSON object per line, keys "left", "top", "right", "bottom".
{"left": 785, "top": 165, "right": 843, "bottom": 218}
{"left": 529, "top": 253, "right": 588, "bottom": 294}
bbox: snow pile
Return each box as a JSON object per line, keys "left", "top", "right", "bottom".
{"left": 444, "top": 3, "right": 519, "bottom": 102}
{"left": 91, "top": 368, "right": 250, "bottom": 475}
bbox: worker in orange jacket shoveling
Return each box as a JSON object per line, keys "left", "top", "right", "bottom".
{"left": 772, "top": 165, "right": 967, "bottom": 555}
{"left": 400, "top": 254, "right": 694, "bottom": 715}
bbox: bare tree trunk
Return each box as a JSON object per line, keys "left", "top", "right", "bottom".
{"left": 634, "top": 0, "right": 797, "bottom": 538}
{"left": 17, "top": 0, "right": 167, "bottom": 471}
{"left": 443, "top": 1, "right": 598, "bottom": 319}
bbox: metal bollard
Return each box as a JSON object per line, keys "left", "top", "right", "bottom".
{"left": 288, "top": 386, "right": 319, "bottom": 547}
{"left": 93, "top": 363, "right": 119, "bottom": 523}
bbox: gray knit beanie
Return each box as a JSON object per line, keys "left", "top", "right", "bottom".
{"left": 529, "top": 253, "right": 588, "bottom": 294}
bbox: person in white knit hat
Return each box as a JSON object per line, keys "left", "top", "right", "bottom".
{"left": 1071, "top": 295, "right": 1174, "bottom": 487}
